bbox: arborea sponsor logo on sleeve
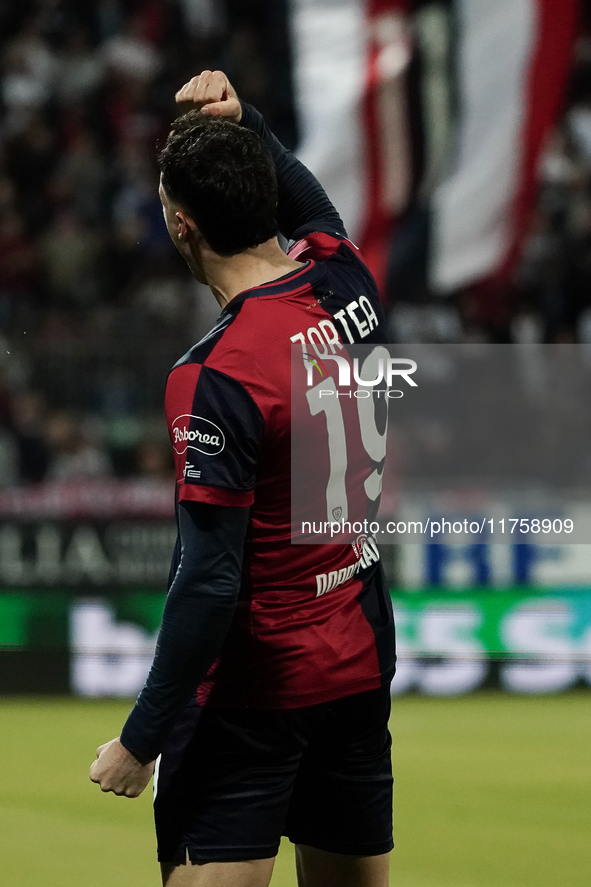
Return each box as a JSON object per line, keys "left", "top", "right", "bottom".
{"left": 171, "top": 415, "right": 225, "bottom": 456}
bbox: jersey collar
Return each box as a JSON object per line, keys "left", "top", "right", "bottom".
{"left": 221, "top": 260, "right": 323, "bottom": 314}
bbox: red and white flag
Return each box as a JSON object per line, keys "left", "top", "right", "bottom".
{"left": 290, "top": 0, "right": 578, "bottom": 297}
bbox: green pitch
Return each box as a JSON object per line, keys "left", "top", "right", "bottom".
{"left": 0, "top": 693, "right": 589, "bottom": 887}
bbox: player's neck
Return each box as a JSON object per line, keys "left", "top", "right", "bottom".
{"left": 200, "top": 238, "right": 305, "bottom": 309}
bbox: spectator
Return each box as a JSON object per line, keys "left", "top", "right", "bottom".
{"left": 45, "top": 410, "right": 113, "bottom": 481}
{"left": 49, "top": 128, "right": 108, "bottom": 225}
{"left": 4, "top": 115, "right": 59, "bottom": 232}
{"left": 0, "top": 209, "right": 38, "bottom": 324}
{"left": 135, "top": 439, "right": 175, "bottom": 483}
{"left": 55, "top": 25, "right": 104, "bottom": 107}
{"left": 0, "top": 425, "right": 18, "bottom": 487}
{"left": 1, "top": 14, "right": 56, "bottom": 131}
{"left": 40, "top": 210, "right": 104, "bottom": 306}
{"left": 10, "top": 389, "right": 50, "bottom": 483}
{"left": 102, "top": 12, "right": 162, "bottom": 83}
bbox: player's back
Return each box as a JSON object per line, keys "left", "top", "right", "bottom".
{"left": 165, "top": 225, "right": 395, "bottom": 708}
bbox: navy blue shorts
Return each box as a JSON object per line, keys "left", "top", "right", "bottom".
{"left": 153, "top": 685, "right": 393, "bottom": 863}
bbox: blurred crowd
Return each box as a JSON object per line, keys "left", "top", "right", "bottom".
{"left": 1, "top": 0, "right": 591, "bottom": 488}
{"left": 0, "top": 0, "right": 294, "bottom": 487}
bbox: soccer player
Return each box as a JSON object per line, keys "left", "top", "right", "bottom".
{"left": 90, "top": 70, "right": 395, "bottom": 887}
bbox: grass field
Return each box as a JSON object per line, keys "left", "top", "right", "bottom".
{"left": 0, "top": 693, "right": 589, "bottom": 887}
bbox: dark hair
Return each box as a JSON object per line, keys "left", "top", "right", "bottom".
{"left": 158, "top": 111, "right": 278, "bottom": 256}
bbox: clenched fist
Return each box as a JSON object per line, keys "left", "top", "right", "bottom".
{"left": 175, "top": 70, "right": 242, "bottom": 123}
{"left": 90, "top": 737, "right": 154, "bottom": 798}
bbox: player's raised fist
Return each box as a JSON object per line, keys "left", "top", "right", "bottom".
{"left": 174, "top": 70, "right": 242, "bottom": 123}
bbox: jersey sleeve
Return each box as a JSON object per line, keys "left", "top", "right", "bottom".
{"left": 120, "top": 499, "right": 248, "bottom": 762}
{"left": 287, "top": 220, "right": 365, "bottom": 263}
{"left": 165, "top": 362, "right": 264, "bottom": 507}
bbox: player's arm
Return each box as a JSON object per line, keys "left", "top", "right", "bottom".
{"left": 90, "top": 500, "right": 247, "bottom": 796}
{"left": 237, "top": 101, "right": 345, "bottom": 242}
{"left": 174, "top": 70, "right": 346, "bottom": 241}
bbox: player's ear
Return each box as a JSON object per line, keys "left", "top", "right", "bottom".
{"left": 175, "top": 211, "right": 200, "bottom": 243}
{"left": 175, "top": 212, "right": 189, "bottom": 242}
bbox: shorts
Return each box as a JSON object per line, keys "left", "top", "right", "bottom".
{"left": 154, "top": 684, "right": 393, "bottom": 863}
